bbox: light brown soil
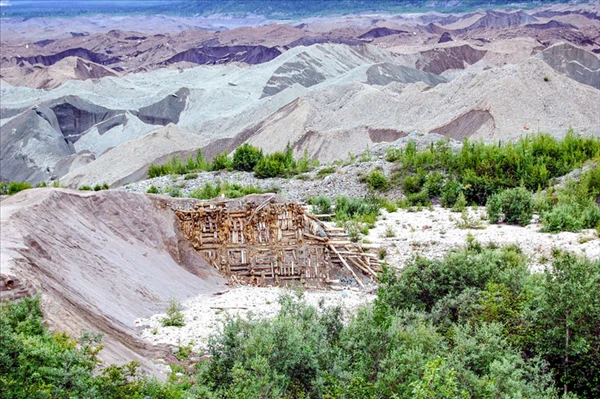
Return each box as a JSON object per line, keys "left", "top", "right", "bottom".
{"left": 0, "top": 188, "right": 227, "bottom": 373}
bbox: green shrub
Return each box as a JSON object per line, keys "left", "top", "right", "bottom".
{"left": 253, "top": 148, "right": 296, "bottom": 178}
{"left": 188, "top": 181, "right": 268, "bottom": 200}
{"left": 296, "top": 148, "right": 319, "bottom": 173}
{"left": 386, "top": 147, "right": 403, "bottom": 162}
{"left": 402, "top": 174, "right": 423, "bottom": 195}
{"left": 308, "top": 196, "right": 332, "bottom": 215}
{"left": 79, "top": 185, "right": 92, "bottom": 191}
{"left": 537, "top": 165, "right": 600, "bottom": 232}
{"left": 211, "top": 151, "right": 233, "bottom": 171}
{"left": 147, "top": 185, "right": 160, "bottom": 194}
{"left": 7, "top": 181, "right": 32, "bottom": 195}
{"left": 334, "top": 196, "right": 380, "bottom": 224}
{"left": 440, "top": 179, "right": 463, "bottom": 208}
{"left": 148, "top": 149, "right": 210, "bottom": 178}
{"left": 541, "top": 200, "right": 600, "bottom": 233}
{"left": 316, "top": 166, "right": 336, "bottom": 179}
{"left": 189, "top": 182, "right": 221, "bottom": 200}
{"left": 167, "top": 187, "right": 182, "bottom": 198}
{"left": 233, "top": 143, "right": 264, "bottom": 172}
{"left": 423, "top": 171, "right": 444, "bottom": 198}
{"left": 161, "top": 297, "right": 185, "bottom": 327}
{"left": 408, "top": 189, "right": 430, "bottom": 206}
{"left": 486, "top": 187, "right": 534, "bottom": 226}
{"left": 389, "top": 132, "right": 600, "bottom": 205}
{"left": 486, "top": 193, "right": 502, "bottom": 223}
{"left": 364, "top": 169, "right": 389, "bottom": 191}
{"left": 184, "top": 173, "right": 198, "bottom": 180}
{"left": 452, "top": 192, "right": 467, "bottom": 212}
{"left": 0, "top": 181, "right": 8, "bottom": 195}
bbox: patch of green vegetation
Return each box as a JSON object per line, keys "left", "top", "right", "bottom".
{"left": 308, "top": 196, "right": 332, "bottom": 215}
{"left": 211, "top": 151, "right": 233, "bottom": 171}
{"left": 147, "top": 185, "right": 160, "bottom": 194}
{"left": 232, "top": 143, "right": 264, "bottom": 172}
{"left": 188, "top": 181, "right": 271, "bottom": 200}
{"left": 4, "top": 243, "right": 599, "bottom": 398}
{"left": 148, "top": 149, "right": 210, "bottom": 178}
{"left": 363, "top": 169, "right": 389, "bottom": 192}
{"left": 253, "top": 144, "right": 316, "bottom": 178}
{"left": 93, "top": 183, "right": 110, "bottom": 191}
{"left": 315, "top": 166, "right": 336, "bottom": 179}
{"left": 537, "top": 164, "right": 600, "bottom": 232}
{"left": 78, "top": 185, "right": 93, "bottom": 191}
{"left": 486, "top": 187, "right": 534, "bottom": 226}
{"left": 161, "top": 297, "right": 185, "bottom": 327}
{"left": 0, "top": 296, "right": 183, "bottom": 399}
{"left": 389, "top": 132, "right": 599, "bottom": 204}
{"left": 1, "top": 181, "right": 33, "bottom": 195}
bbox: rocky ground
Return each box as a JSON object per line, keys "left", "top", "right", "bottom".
{"left": 368, "top": 207, "right": 599, "bottom": 271}
{"left": 136, "top": 287, "right": 376, "bottom": 355}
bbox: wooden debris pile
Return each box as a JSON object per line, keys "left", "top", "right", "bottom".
{"left": 174, "top": 196, "right": 382, "bottom": 288}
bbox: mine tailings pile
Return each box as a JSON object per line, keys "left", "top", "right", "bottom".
{"left": 175, "top": 195, "right": 381, "bottom": 289}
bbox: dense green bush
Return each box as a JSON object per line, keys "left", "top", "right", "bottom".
{"left": 232, "top": 143, "right": 264, "bottom": 172}
{"left": 147, "top": 185, "right": 160, "bottom": 194}
{"left": 148, "top": 149, "right": 210, "bottom": 178}
{"left": 486, "top": 187, "right": 534, "bottom": 226}
{"left": 388, "top": 132, "right": 600, "bottom": 205}
{"left": 0, "top": 297, "right": 183, "bottom": 399}
{"left": 188, "top": 181, "right": 269, "bottom": 200}
{"left": 423, "top": 171, "right": 444, "bottom": 198}
{"left": 308, "top": 196, "right": 332, "bottom": 214}
{"left": 211, "top": 151, "right": 233, "bottom": 171}
{"left": 253, "top": 152, "right": 289, "bottom": 178}
{"left": 334, "top": 196, "right": 380, "bottom": 224}
{"left": 407, "top": 189, "right": 430, "bottom": 206}
{"left": 402, "top": 174, "right": 424, "bottom": 195}
{"left": 6, "top": 181, "right": 32, "bottom": 195}
{"left": 253, "top": 145, "right": 297, "bottom": 178}
{"left": 79, "top": 185, "right": 92, "bottom": 191}
{"left": 167, "top": 187, "right": 182, "bottom": 197}
{"left": 364, "top": 169, "right": 389, "bottom": 191}
{"left": 539, "top": 165, "right": 600, "bottom": 232}
{"left": 4, "top": 245, "right": 599, "bottom": 398}
{"left": 440, "top": 178, "right": 463, "bottom": 208}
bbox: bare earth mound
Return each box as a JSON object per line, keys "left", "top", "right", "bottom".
{"left": 0, "top": 188, "right": 226, "bottom": 372}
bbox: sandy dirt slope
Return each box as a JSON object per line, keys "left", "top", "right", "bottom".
{"left": 0, "top": 188, "right": 226, "bottom": 372}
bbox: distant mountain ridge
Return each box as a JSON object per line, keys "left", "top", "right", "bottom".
{"left": 1, "top": 0, "right": 590, "bottom": 19}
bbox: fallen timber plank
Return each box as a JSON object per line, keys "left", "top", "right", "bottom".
{"left": 328, "top": 244, "right": 365, "bottom": 289}
{"left": 304, "top": 232, "right": 327, "bottom": 242}
{"left": 347, "top": 256, "right": 375, "bottom": 278}
{"left": 312, "top": 214, "right": 335, "bottom": 218}
{"left": 328, "top": 240, "right": 352, "bottom": 245}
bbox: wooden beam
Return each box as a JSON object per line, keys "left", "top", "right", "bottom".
{"left": 328, "top": 244, "right": 364, "bottom": 289}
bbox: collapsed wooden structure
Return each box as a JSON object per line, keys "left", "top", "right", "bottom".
{"left": 174, "top": 196, "right": 381, "bottom": 288}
